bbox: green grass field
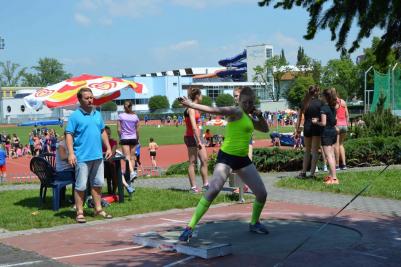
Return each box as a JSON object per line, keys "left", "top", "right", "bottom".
{"left": 276, "top": 169, "right": 401, "bottom": 200}
{"left": 2, "top": 124, "right": 294, "bottom": 147}
{"left": 0, "top": 187, "right": 250, "bottom": 231}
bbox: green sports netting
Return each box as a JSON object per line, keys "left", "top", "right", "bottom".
{"left": 371, "top": 69, "right": 391, "bottom": 111}
{"left": 394, "top": 68, "right": 401, "bottom": 112}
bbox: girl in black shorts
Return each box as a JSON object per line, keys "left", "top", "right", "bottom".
{"left": 312, "top": 88, "right": 339, "bottom": 184}
{"left": 295, "top": 85, "right": 322, "bottom": 178}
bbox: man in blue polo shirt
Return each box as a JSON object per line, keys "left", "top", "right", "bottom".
{"left": 66, "top": 87, "right": 112, "bottom": 223}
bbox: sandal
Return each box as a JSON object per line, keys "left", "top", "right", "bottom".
{"left": 95, "top": 210, "right": 113, "bottom": 219}
{"left": 76, "top": 212, "right": 86, "bottom": 223}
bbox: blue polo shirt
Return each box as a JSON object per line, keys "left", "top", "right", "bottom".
{"left": 66, "top": 108, "right": 105, "bottom": 163}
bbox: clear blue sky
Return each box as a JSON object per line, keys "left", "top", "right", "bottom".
{"left": 0, "top": 0, "right": 380, "bottom": 77}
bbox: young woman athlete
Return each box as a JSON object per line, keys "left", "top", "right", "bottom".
{"left": 177, "top": 86, "right": 269, "bottom": 241}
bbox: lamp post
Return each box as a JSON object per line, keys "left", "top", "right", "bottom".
{"left": 0, "top": 36, "right": 4, "bottom": 50}
{"left": 364, "top": 66, "right": 373, "bottom": 113}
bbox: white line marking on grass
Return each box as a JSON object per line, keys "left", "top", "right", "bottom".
{"left": 52, "top": 245, "right": 144, "bottom": 260}
{"left": 163, "top": 256, "right": 196, "bottom": 267}
{"left": 0, "top": 260, "right": 44, "bottom": 266}
{"left": 160, "top": 218, "right": 186, "bottom": 223}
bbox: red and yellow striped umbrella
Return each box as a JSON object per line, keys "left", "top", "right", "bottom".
{"left": 24, "top": 74, "right": 146, "bottom": 110}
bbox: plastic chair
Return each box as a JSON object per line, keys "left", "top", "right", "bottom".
{"left": 30, "top": 156, "right": 74, "bottom": 211}
{"left": 38, "top": 152, "right": 56, "bottom": 169}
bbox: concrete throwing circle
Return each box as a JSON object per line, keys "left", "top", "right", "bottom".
{"left": 161, "top": 219, "right": 362, "bottom": 257}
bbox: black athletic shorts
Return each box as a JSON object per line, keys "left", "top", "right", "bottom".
{"left": 321, "top": 129, "right": 337, "bottom": 146}
{"left": 150, "top": 151, "right": 156, "bottom": 157}
{"left": 119, "top": 139, "right": 138, "bottom": 146}
{"left": 303, "top": 123, "right": 321, "bottom": 137}
{"left": 184, "top": 136, "right": 197, "bottom": 148}
{"left": 216, "top": 150, "right": 252, "bottom": 171}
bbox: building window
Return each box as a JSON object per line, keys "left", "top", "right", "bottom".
{"left": 173, "top": 83, "right": 177, "bottom": 86}
{"left": 21, "top": 105, "right": 25, "bottom": 112}
{"left": 7, "top": 106, "right": 11, "bottom": 113}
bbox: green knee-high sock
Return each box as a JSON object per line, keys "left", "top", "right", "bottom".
{"left": 188, "top": 196, "right": 211, "bottom": 228}
{"left": 250, "top": 200, "right": 265, "bottom": 225}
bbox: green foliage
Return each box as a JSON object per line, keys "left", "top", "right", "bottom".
{"left": 148, "top": 95, "right": 169, "bottom": 111}
{"left": 0, "top": 61, "right": 26, "bottom": 86}
{"left": 253, "top": 55, "right": 289, "bottom": 101}
{"left": 355, "top": 94, "right": 401, "bottom": 138}
{"left": 215, "top": 93, "right": 234, "bottom": 107}
{"left": 26, "top": 58, "right": 72, "bottom": 86}
{"left": 100, "top": 101, "right": 117, "bottom": 111}
{"left": 296, "top": 46, "right": 310, "bottom": 67}
{"left": 286, "top": 76, "right": 315, "bottom": 109}
{"left": 200, "top": 95, "right": 213, "bottom": 107}
{"left": 344, "top": 136, "right": 401, "bottom": 167}
{"left": 253, "top": 148, "right": 304, "bottom": 172}
{"left": 259, "top": 1, "right": 401, "bottom": 64}
{"left": 321, "top": 57, "right": 360, "bottom": 99}
{"left": 171, "top": 98, "right": 182, "bottom": 109}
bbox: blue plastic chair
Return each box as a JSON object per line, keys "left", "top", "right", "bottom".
{"left": 30, "top": 156, "right": 74, "bottom": 211}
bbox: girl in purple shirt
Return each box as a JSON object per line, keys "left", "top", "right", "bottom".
{"left": 117, "top": 100, "right": 140, "bottom": 180}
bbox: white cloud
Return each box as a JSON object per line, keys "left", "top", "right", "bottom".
{"left": 169, "top": 40, "right": 199, "bottom": 50}
{"left": 274, "top": 32, "right": 300, "bottom": 48}
{"left": 74, "top": 0, "right": 162, "bottom": 25}
{"left": 74, "top": 0, "right": 253, "bottom": 25}
{"left": 74, "top": 13, "right": 91, "bottom": 26}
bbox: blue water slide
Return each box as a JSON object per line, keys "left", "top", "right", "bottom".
{"left": 216, "top": 67, "right": 247, "bottom": 78}
{"left": 218, "top": 50, "right": 247, "bottom": 67}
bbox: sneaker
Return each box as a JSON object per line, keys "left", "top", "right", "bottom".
{"left": 336, "top": 166, "right": 340, "bottom": 171}
{"left": 296, "top": 172, "right": 306, "bottom": 179}
{"left": 340, "top": 165, "right": 347, "bottom": 170}
{"left": 190, "top": 187, "right": 200, "bottom": 193}
{"left": 202, "top": 184, "right": 209, "bottom": 191}
{"left": 315, "top": 166, "right": 319, "bottom": 173}
{"left": 126, "top": 185, "right": 135, "bottom": 194}
{"left": 324, "top": 176, "right": 332, "bottom": 184}
{"left": 130, "top": 171, "right": 137, "bottom": 181}
{"left": 323, "top": 165, "right": 328, "bottom": 172}
{"left": 179, "top": 226, "right": 193, "bottom": 242}
{"left": 331, "top": 178, "right": 339, "bottom": 184}
{"left": 249, "top": 221, "right": 269, "bottom": 234}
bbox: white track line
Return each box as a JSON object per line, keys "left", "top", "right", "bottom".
{"left": 52, "top": 245, "right": 144, "bottom": 260}
{"left": 0, "top": 260, "right": 44, "bottom": 267}
{"left": 160, "top": 218, "right": 186, "bottom": 223}
{"left": 163, "top": 256, "right": 196, "bottom": 267}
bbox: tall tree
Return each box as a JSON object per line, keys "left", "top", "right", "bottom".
{"left": 253, "top": 55, "right": 289, "bottom": 101}
{"left": 148, "top": 95, "right": 169, "bottom": 111}
{"left": 280, "top": 49, "right": 287, "bottom": 64}
{"left": 259, "top": 0, "right": 401, "bottom": 63}
{"left": 31, "top": 58, "right": 71, "bottom": 86}
{"left": 0, "top": 61, "right": 26, "bottom": 86}
{"left": 215, "top": 94, "right": 234, "bottom": 107}
{"left": 286, "top": 76, "right": 315, "bottom": 109}
{"left": 321, "top": 57, "right": 360, "bottom": 99}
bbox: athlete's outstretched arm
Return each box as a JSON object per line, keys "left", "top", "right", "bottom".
{"left": 178, "top": 96, "right": 239, "bottom": 117}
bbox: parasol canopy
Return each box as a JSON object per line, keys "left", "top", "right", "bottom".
{"left": 24, "top": 74, "right": 147, "bottom": 110}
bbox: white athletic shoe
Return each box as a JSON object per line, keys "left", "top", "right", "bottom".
{"left": 130, "top": 171, "right": 137, "bottom": 181}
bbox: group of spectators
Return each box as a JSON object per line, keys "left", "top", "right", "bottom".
{"left": 295, "top": 85, "right": 349, "bottom": 185}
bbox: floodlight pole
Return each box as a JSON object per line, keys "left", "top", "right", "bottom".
{"left": 391, "top": 63, "right": 398, "bottom": 111}
{"left": 364, "top": 66, "right": 373, "bottom": 113}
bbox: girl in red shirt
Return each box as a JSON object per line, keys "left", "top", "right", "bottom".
{"left": 183, "top": 88, "right": 209, "bottom": 193}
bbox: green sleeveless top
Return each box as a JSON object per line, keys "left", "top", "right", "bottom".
{"left": 221, "top": 111, "right": 253, "bottom": 157}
